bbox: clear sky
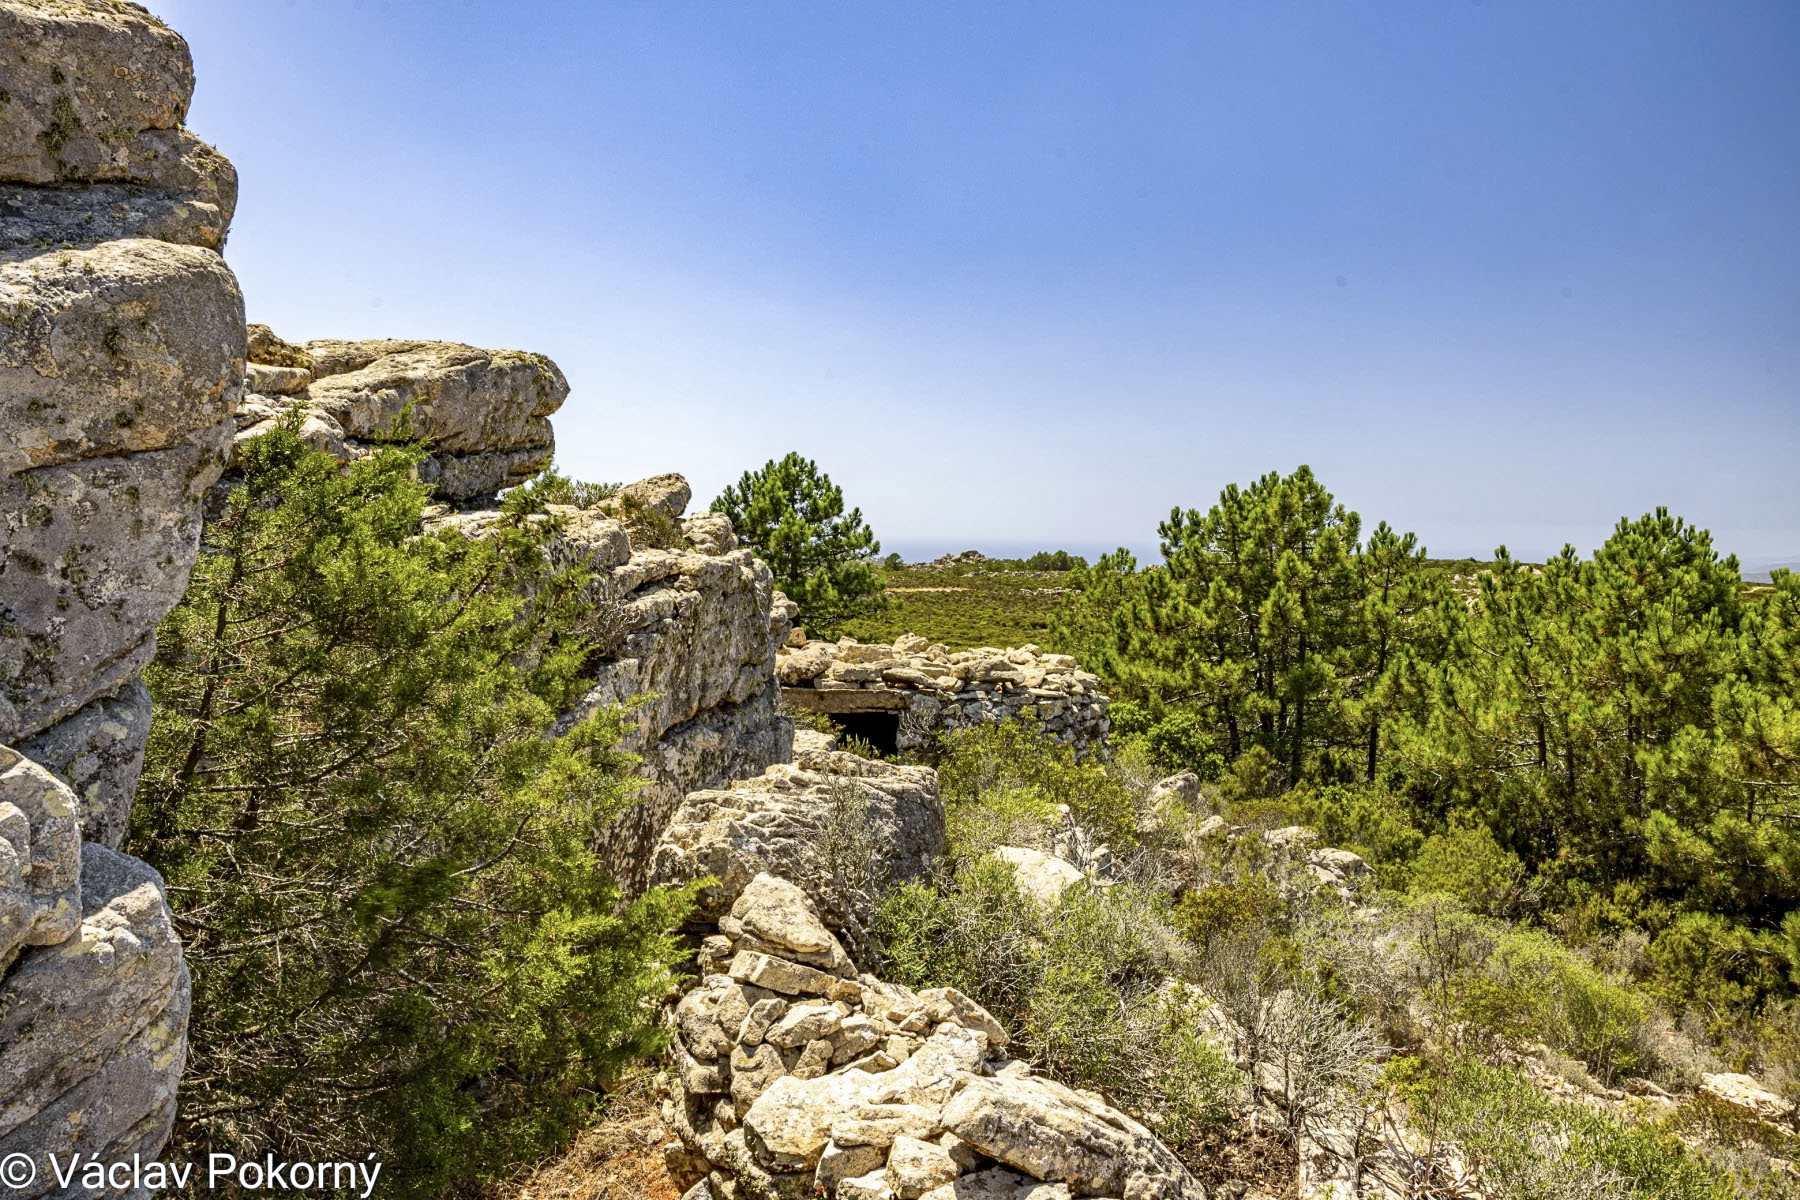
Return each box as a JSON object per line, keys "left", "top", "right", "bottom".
{"left": 159, "top": 0, "right": 1798, "bottom": 569}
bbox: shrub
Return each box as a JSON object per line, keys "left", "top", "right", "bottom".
{"left": 1389, "top": 1054, "right": 1727, "bottom": 1200}
{"left": 937, "top": 720, "right": 1139, "bottom": 854}
{"left": 133, "top": 423, "right": 690, "bottom": 1194}
{"left": 509, "top": 464, "right": 621, "bottom": 509}
{"left": 1287, "top": 781, "right": 1425, "bottom": 888}
{"left": 1110, "top": 699, "right": 1225, "bottom": 779}
{"left": 1478, "top": 929, "right": 1650, "bottom": 1084}
{"left": 875, "top": 867, "right": 1228, "bottom": 1146}
{"left": 1174, "top": 877, "right": 1286, "bottom": 956}
{"left": 1410, "top": 819, "right": 1528, "bottom": 916}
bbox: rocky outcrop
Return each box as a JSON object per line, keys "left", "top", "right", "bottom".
{"left": 234, "top": 328, "right": 567, "bottom": 503}
{"left": 1, "top": 0, "right": 238, "bottom": 1185}
{"left": 421, "top": 475, "right": 794, "bottom": 891}
{"left": 779, "top": 636, "right": 1110, "bottom": 759}
{"left": 651, "top": 740, "right": 943, "bottom": 938}
{"left": 0, "top": 0, "right": 236, "bottom": 251}
{"left": 653, "top": 859, "right": 1208, "bottom": 1200}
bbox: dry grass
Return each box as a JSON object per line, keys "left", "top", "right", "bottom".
{"left": 485, "top": 1074, "right": 681, "bottom": 1200}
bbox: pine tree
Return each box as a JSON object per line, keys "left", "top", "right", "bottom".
{"left": 711, "top": 451, "right": 888, "bottom": 634}
{"left": 1055, "top": 467, "right": 1433, "bottom": 784}
{"left": 132, "top": 419, "right": 690, "bottom": 1194}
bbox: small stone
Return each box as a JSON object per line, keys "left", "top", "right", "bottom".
{"left": 839, "top": 1171, "right": 896, "bottom": 1200}
{"left": 730, "top": 1041, "right": 786, "bottom": 1112}
{"left": 732, "top": 872, "right": 839, "bottom": 954}
{"left": 918, "top": 987, "right": 1010, "bottom": 1048}
{"left": 818, "top": 1140, "right": 888, "bottom": 1193}
{"left": 768, "top": 1002, "right": 843, "bottom": 1048}
{"left": 740, "top": 996, "right": 789, "bottom": 1045}
{"left": 887, "top": 1135, "right": 963, "bottom": 1198}
{"left": 729, "top": 950, "right": 861, "bottom": 1001}
{"left": 792, "top": 1037, "right": 835, "bottom": 1080}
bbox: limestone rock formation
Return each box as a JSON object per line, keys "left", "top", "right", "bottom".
{"left": 778, "top": 635, "right": 1110, "bottom": 758}
{"left": 0, "top": 0, "right": 237, "bottom": 251}
{"left": 0, "top": 842, "right": 189, "bottom": 1173}
{"left": 419, "top": 474, "right": 795, "bottom": 890}
{"left": 654, "top": 856, "right": 1208, "bottom": 1200}
{"left": 233, "top": 329, "right": 567, "bottom": 503}
{"left": 651, "top": 742, "right": 944, "bottom": 935}
{"left": 1, "top": 0, "right": 239, "bottom": 1184}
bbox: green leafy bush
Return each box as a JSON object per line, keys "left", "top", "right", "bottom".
{"left": 936, "top": 720, "right": 1139, "bottom": 855}
{"left": 1410, "top": 819, "right": 1528, "bottom": 916}
{"left": 875, "top": 866, "right": 1232, "bottom": 1146}
{"left": 1389, "top": 1054, "right": 1728, "bottom": 1200}
{"left": 1110, "top": 699, "right": 1225, "bottom": 778}
{"left": 133, "top": 423, "right": 689, "bottom": 1195}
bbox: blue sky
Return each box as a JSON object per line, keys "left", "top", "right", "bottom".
{"left": 160, "top": 0, "right": 1798, "bottom": 568}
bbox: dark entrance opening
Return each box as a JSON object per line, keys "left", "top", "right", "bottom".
{"left": 829, "top": 711, "right": 901, "bottom": 757}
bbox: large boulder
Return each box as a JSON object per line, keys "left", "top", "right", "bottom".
{"left": 987, "top": 847, "right": 1087, "bottom": 908}
{"left": 1699, "top": 1072, "right": 1795, "bottom": 1125}
{"left": 0, "top": 842, "right": 189, "bottom": 1192}
{"left": 651, "top": 748, "right": 943, "bottom": 934}
{"left": 941, "top": 1075, "right": 1206, "bottom": 1200}
{"left": 303, "top": 339, "right": 564, "bottom": 455}
{"left": 0, "top": 238, "right": 241, "bottom": 746}
{"left": 0, "top": 0, "right": 237, "bottom": 245}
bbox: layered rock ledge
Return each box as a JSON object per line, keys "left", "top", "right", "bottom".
{"left": 1, "top": 0, "right": 238, "bottom": 1185}
{"left": 232, "top": 324, "right": 568, "bottom": 504}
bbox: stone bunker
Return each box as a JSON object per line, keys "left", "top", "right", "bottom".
{"left": 777, "top": 634, "right": 1111, "bottom": 758}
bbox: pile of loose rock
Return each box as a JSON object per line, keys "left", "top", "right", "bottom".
{"left": 778, "top": 635, "right": 1110, "bottom": 757}
{"left": 660, "top": 873, "right": 1209, "bottom": 1200}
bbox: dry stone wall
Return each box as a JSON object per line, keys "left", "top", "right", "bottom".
{"left": 778, "top": 635, "right": 1110, "bottom": 758}
{"left": 1, "top": 0, "right": 242, "bottom": 1188}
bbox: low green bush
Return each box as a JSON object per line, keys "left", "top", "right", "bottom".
{"left": 1410, "top": 819, "right": 1528, "bottom": 916}
{"left": 1389, "top": 1054, "right": 1727, "bottom": 1200}
{"left": 936, "top": 720, "right": 1139, "bottom": 855}
{"left": 876, "top": 867, "right": 1232, "bottom": 1146}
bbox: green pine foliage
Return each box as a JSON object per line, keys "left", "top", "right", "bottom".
{"left": 1057, "top": 468, "right": 1800, "bottom": 1018}
{"left": 130, "top": 420, "right": 691, "bottom": 1195}
{"left": 1053, "top": 467, "right": 1448, "bottom": 787}
{"left": 711, "top": 451, "right": 888, "bottom": 635}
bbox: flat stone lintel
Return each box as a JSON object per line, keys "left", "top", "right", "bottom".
{"left": 781, "top": 685, "right": 910, "bottom": 714}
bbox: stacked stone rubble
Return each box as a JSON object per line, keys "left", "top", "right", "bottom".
{"left": 778, "top": 635, "right": 1110, "bottom": 757}
{"left": 654, "top": 868, "right": 1209, "bottom": 1200}
{"left": 1, "top": 0, "right": 242, "bottom": 1187}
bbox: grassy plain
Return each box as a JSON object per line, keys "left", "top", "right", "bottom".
{"left": 837, "top": 561, "right": 1075, "bottom": 650}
